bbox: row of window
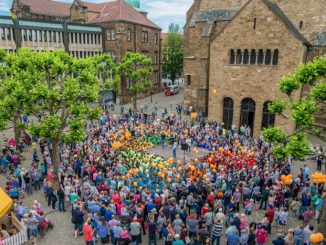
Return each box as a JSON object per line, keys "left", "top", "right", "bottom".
{"left": 230, "top": 49, "right": 279, "bottom": 65}
{"left": 69, "top": 50, "right": 103, "bottom": 58}
{"left": 20, "top": 29, "right": 102, "bottom": 45}
{"left": 0, "top": 27, "right": 13, "bottom": 41}
{"left": 107, "top": 28, "right": 159, "bottom": 44}
{"left": 69, "top": 32, "right": 101, "bottom": 45}
{"left": 223, "top": 97, "right": 275, "bottom": 132}
{"left": 21, "top": 29, "right": 63, "bottom": 43}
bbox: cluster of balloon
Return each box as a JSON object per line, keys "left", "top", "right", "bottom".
{"left": 312, "top": 172, "right": 326, "bottom": 184}
{"left": 191, "top": 113, "right": 198, "bottom": 119}
{"left": 112, "top": 141, "right": 123, "bottom": 150}
{"left": 280, "top": 174, "right": 293, "bottom": 185}
{"left": 192, "top": 148, "right": 199, "bottom": 154}
{"left": 167, "top": 158, "right": 174, "bottom": 164}
{"left": 310, "top": 233, "right": 324, "bottom": 244}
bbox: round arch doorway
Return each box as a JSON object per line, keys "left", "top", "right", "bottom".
{"left": 239, "top": 98, "right": 256, "bottom": 135}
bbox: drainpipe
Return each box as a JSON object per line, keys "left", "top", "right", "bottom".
{"left": 299, "top": 45, "right": 311, "bottom": 100}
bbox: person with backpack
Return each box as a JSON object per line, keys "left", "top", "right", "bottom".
{"left": 72, "top": 206, "right": 84, "bottom": 238}
{"left": 57, "top": 186, "right": 66, "bottom": 212}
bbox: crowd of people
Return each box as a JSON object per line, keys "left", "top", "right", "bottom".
{"left": 0, "top": 106, "right": 325, "bottom": 245}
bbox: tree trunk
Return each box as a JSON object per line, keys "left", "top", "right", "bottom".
{"left": 13, "top": 118, "right": 20, "bottom": 152}
{"left": 318, "top": 204, "right": 326, "bottom": 236}
{"left": 132, "top": 96, "right": 137, "bottom": 111}
{"left": 51, "top": 139, "right": 60, "bottom": 175}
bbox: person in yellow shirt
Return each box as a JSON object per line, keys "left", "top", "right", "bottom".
{"left": 32, "top": 141, "right": 37, "bottom": 154}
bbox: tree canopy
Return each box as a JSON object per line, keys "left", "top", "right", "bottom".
{"left": 163, "top": 23, "right": 183, "bottom": 83}
{"left": 0, "top": 48, "right": 117, "bottom": 171}
{"left": 0, "top": 48, "right": 39, "bottom": 146}
{"left": 262, "top": 55, "right": 326, "bottom": 160}
{"left": 118, "top": 52, "right": 153, "bottom": 110}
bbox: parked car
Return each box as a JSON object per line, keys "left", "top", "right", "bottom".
{"left": 165, "top": 85, "right": 179, "bottom": 96}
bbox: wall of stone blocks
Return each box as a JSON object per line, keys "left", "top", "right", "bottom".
{"left": 208, "top": 0, "right": 306, "bottom": 136}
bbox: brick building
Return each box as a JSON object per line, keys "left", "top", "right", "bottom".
{"left": 184, "top": 0, "right": 326, "bottom": 136}
{"left": 8, "top": 0, "right": 162, "bottom": 103}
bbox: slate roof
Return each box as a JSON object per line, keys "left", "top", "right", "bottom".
{"left": 314, "top": 32, "right": 326, "bottom": 46}
{"left": 19, "top": 0, "right": 71, "bottom": 17}
{"left": 189, "top": 8, "right": 240, "bottom": 26}
{"left": 202, "top": 21, "right": 214, "bottom": 37}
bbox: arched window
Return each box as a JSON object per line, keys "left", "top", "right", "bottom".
{"left": 230, "top": 49, "right": 235, "bottom": 64}
{"left": 265, "top": 49, "right": 271, "bottom": 65}
{"left": 243, "top": 49, "right": 249, "bottom": 64}
{"left": 261, "top": 101, "right": 275, "bottom": 129}
{"left": 257, "top": 49, "right": 264, "bottom": 64}
{"left": 236, "top": 49, "right": 242, "bottom": 64}
{"left": 250, "top": 49, "right": 256, "bottom": 64}
{"left": 223, "top": 97, "right": 234, "bottom": 130}
{"left": 272, "top": 49, "right": 279, "bottom": 65}
{"left": 240, "top": 98, "right": 256, "bottom": 135}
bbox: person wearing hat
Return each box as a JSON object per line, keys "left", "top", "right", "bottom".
{"left": 172, "top": 234, "right": 185, "bottom": 245}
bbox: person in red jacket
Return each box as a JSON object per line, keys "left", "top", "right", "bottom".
{"left": 256, "top": 225, "right": 268, "bottom": 245}
{"left": 265, "top": 205, "right": 274, "bottom": 234}
{"left": 207, "top": 192, "right": 215, "bottom": 207}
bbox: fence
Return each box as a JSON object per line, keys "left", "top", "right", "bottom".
{"left": 1, "top": 212, "right": 28, "bottom": 245}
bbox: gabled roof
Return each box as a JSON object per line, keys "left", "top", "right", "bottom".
{"left": 19, "top": 0, "right": 71, "bottom": 17}
{"left": 87, "top": 0, "right": 160, "bottom": 29}
{"left": 81, "top": 1, "right": 107, "bottom": 13}
{"left": 314, "top": 32, "right": 326, "bottom": 46}
{"left": 262, "top": 0, "right": 311, "bottom": 46}
{"left": 189, "top": 8, "right": 240, "bottom": 26}
{"left": 210, "top": 0, "right": 311, "bottom": 46}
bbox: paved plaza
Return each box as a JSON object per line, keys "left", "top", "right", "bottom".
{"left": 0, "top": 88, "right": 325, "bottom": 245}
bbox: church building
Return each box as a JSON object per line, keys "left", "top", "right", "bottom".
{"left": 184, "top": 0, "right": 326, "bottom": 136}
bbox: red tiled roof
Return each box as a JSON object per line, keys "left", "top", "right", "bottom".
{"left": 20, "top": 0, "right": 71, "bottom": 17}
{"left": 18, "top": 0, "right": 160, "bottom": 29}
{"left": 87, "top": 0, "right": 161, "bottom": 29}
{"left": 81, "top": 1, "right": 107, "bottom": 13}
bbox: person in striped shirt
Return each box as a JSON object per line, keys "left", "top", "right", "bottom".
{"left": 211, "top": 219, "right": 223, "bottom": 245}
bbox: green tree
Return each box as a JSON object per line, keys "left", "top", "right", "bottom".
{"left": 163, "top": 23, "right": 183, "bottom": 84}
{"left": 262, "top": 55, "right": 326, "bottom": 233}
{"left": 92, "top": 54, "right": 120, "bottom": 105}
{"left": 0, "top": 48, "right": 38, "bottom": 149}
{"left": 28, "top": 50, "right": 101, "bottom": 172}
{"left": 118, "top": 52, "right": 153, "bottom": 111}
